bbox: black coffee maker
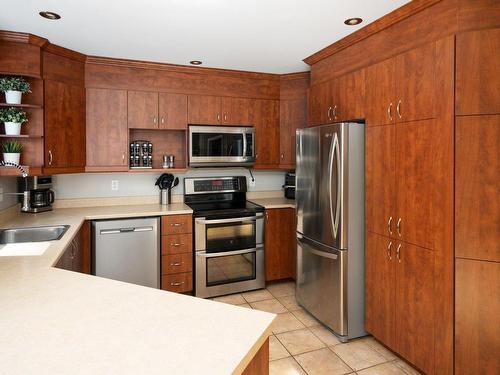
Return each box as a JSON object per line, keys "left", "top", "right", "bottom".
{"left": 18, "top": 176, "right": 55, "bottom": 213}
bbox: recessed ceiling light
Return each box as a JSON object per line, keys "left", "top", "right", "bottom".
{"left": 189, "top": 60, "right": 202, "bottom": 65}
{"left": 344, "top": 17, "right": 362, "bottom": 26}
{"left": 39, "top": 11, "right": 61, "bottom": 20}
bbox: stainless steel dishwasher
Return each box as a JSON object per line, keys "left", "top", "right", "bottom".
{"left": 92, "top": 217, "right": 160, "bottom": 288}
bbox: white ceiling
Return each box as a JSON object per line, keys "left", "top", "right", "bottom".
{"left": 1, "top": 0, "right": 409, "bottom": 74}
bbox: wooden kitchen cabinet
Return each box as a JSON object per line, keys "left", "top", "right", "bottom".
{"left": 254, "top": 99, "right": 280, "bottom": 168}
{"left": 86, "top": 88, "right": 129, "bottom": 171}
{"left": 55, "top": 221, "right": 91, "bottom": 274}
{"left": 455, "top": 116, "right": 499, "bottom": 262}
{"left": 265, "top": 208, "right": 296, "bottom": 281}
{"left": 159, "top": 92, "right": 188, "bottom": 129}
{"left": 455, "top": 258, "right": 500, "bottom": 375}
{"left": 221, "top": 96, "right": 253, "bottom": 125}
{"left": 456, "top": 28, "right": 500, "bottom": 116}
{"left": 335, "top": 69, "right": 365, "bottom": 122}
{"left": 188, "top": 94, "right": 222, "bottom": 125}
{"left": 44, "top": 80, "right": 86, "bottom": 171}
{"left": 308, "top": 80, "right": 336, "bottom": 125}
{"left": 279, "top": 99, "right": 306, "bottom": 167}
{"left": 365, "top": 58, "right": 395, "bottom": 127}
{"left": 127, "top": 90, "right": 159, "bottom": 129}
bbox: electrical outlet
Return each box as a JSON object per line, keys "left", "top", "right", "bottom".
{"left": 249, "top": 178, "right": 256, "bottom": 187}
{"left": 111, "top": 180, "right": 119, "bottom": 191}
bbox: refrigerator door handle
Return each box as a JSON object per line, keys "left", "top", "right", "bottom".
{"left": 329, "top": 132, "right": 341, "bottom": 239}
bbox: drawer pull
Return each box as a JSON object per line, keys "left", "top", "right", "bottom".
{"left": 170, "top": 243, "right": 181, "bottom": 247}
{"left": 170, "top": 262, "right": 183, "bottom": 266}
{"left": 171, "top": 223, "right": 184, "bottom": 227}
{"left": 170, "top": 281, "right": 185, "bottom": 286}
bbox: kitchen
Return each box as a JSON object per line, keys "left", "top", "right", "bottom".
{"left": 0, "top": 0, "right": 498, "bottom": 374}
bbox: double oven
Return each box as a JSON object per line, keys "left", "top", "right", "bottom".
{"left": 184, "top": 176, "right": 265, "bottom": 298}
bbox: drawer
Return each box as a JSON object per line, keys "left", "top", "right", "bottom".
{"left": 162, "top": 272, "right": 192, "bottom": 293}
{"left": 162, "top": 214, "right": 192, "bottom": 235}
{"left": 162, "top": 253, "right": 192, "bottom": 275}
{"left": 162, "top": 234, "right": 192, "bottom": 255}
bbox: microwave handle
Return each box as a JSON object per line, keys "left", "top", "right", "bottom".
{"left": 195, "top": 215, "right": 262, "bottom": 225}
{"left": 197, "top": 245, "right": 263, "bottom": 258}
{"left": 243, "top": 132, "right": 247, "bottom": 157}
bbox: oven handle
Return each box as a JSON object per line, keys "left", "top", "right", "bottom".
{"left": 196, "top": 245, "right": 263, "bottom": 258}
{"left": 195, "top": 215, "right": 262, "bottom": 225}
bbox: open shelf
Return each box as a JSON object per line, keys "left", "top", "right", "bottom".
{"left": 0, "top": 165, "right": 42, "bottom": 176}
{"left": 0, "top": 103, "right": 42, "bottom": 109}
{"left": 128, "top": 168, "right": 188, "bottom": 173}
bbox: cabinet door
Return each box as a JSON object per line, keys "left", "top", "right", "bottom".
{"left": 455, "top": 259, "right": 500, "bottom": 375}
{"left": 127, "top": 90, "right": 159, "bottom": 129}
{"left": 395, "top": 242, "right": 434, "bottom": 375}
{"left": 365, "top": 125, "right": 396, "bottom": 238}
{"left": 456, "top": 115, "right": 500, "bottom": 262}
{"left": 456, "top": 28, "right": 500, "bottom": 115}
{"left": 159, "top": 93, "right": 187, "bottom": 130}
{"left": 86, "top": 88, "right": 128, "bottom": 170}
{"left": 221, "top": 97, "right": 253, "bottom": 126}
{"left": 279, "top": 98, "right": 306, "bottom": 167}
{"left": 254, "top": 99, "right": 279, "bottom": 168}
{"left": 365, "top": 232, "right": 396, "bottom": 348}
{"left": 308, "top": 82, "right": 330, "bottom": 126}
{"left": 336, "top": 69, "right": 365, "bottom": 122}
{"left": 265, "top": 208, "right": 296, "bottom": 281}
{"left": 365, "top": 58, "right": 395, "bottom": 127}
{"left": 395, "top": 42, "right": 437, "bottom": 123}
{"left": 44, "top": 80, "right": 86, "bottom": 170}
{"left": 187, "top": 95, "right": 222, "bottom": 125}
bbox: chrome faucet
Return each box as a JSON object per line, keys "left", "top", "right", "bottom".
{"left": 0, "top": 161, "right": 30, "bottom": 212}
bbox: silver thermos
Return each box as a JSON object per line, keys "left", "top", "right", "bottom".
{"left": 160, "top": 189, "right": 171, "bottom": 205}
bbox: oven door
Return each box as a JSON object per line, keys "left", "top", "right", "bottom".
{"left": 189, "top": 125, "right": 255, "bottom": 167}
{"left": 195, "top": 245, "right": 265, "bottom": 298}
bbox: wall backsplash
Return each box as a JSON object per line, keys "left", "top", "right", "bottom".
{"left": 0, "top": 176, "right": 19, "bottom": 211}
{"left": 53, "top": 169, "right": 287, "bottom": 199}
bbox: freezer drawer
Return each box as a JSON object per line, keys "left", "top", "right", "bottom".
{"left": 92, "top": 217, "right": 160, "bottom": 288}
{"left": 296, "top": 235, "right": 347, "bottom": 337}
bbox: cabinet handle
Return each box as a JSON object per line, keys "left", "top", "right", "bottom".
{"left": 396, "top": 100, "right": 402, "bottom": 119}
{"left": 170, "top": 262, "right": 183, "bottom": 266}
{"left": 122, "top": 153, "right": 125, "bottom": 163}
{"left": 265, "top": 211, "right": 268, "bottom": 220}
{"left": 387, "top": 241, "right": 393, "bottom": 260}
{"left": 153, "top": 116, "right": 157, "bottom": 124}
{"left": 396, "top": 243, "right": 402, "bottom": 263}
{"left": 281, "top": 153, "right": 284, "bottom": 159}
{"left": 327, "top": 106, "right": 333, "bottom": 121}
{"left": 48, "top": 150, "right": 53, "bottom": 166}
{"left": 171, "top": 281, "right": 185, "bottom": 286}
{"left": 171, "top": 223, "right": 183, "bottom": 227}
{"left": 333, "top": 105, "right": 337, "bottom": 120}
{"left": 223, "top": 113, "right": 228, "bottom": 122}
{"left": 396, "top": 218, "right": 402, "bottom": 237}
{"left": 170, "top": 243, "right": 181, "bottom": 247}
{"left": 161, "top": 117, "right": 165, "bottom": 124}
{"left": 217, "top": 113, "right": 221, "bottom": 122}
{"left": 387, "top": 103, "right": 393, "bottom": 121}
{"left": 387, "top": 216, "right": 393, "bottom": 236}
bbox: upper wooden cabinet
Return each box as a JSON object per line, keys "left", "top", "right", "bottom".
{"left": 127, "top": 91, "right": 159, "bottom": 129}
{"left": 456, "top": 115, "right": 500, "bottom": 262}
{"left": 456, "top": 28, "right": 500, "bottom": 115}
{"left": 279, "top": 99, "right": 306, "bottom": 167}
{"left": 86, "top": 88, "right": 128, "bottom": 171}
{"left": 188, "top": 95, "right": 253, "bottom": 126}
{"left": 308, "top": 81, "right": 330, "bottom": 126}
{"left": 0, "top": 40, "right": 41, "bottom": 77}
{"left": 265, "top": 208, "right": 296, "bottom": 281}
{"left": 128, "top": 91, "right": 187, "bottom": 129}
{"left": 159, "top": 93, "right": 188, "bottom": 130}
{"left": 365, "top": 41, "right": 438, "bottom": 127}
{"left": 254, "top": 99, "right": 279, "bottom": 168}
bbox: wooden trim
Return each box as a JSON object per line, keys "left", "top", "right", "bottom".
{"left": 0, "top": 30, "right": 48, "bottom": 47}
{"left": 43, "top": 43, "right": 86, "bottom": 62}
{"left": 86, "top": 55, "right": 281, "bottom": 81}
{"left": 280, "top": 71, "right": 310, "bottom": 81}
{"left": 303, "top": 0, "right": 443, "bottom": 65}
{"left": 85, "top": 166, "right": 129, "bottom": 172}
{"left": 241, "top": 338, "right": 269, "bottom": 375}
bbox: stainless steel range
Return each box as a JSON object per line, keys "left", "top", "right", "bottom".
{"left": 184, "top": 176, "right": 265, "bottom": 298}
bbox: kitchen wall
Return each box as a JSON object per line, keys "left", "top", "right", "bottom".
{"left": 53, "top": 169, "right": 287, "bottom": 199}
{"left": 0, "top": 176, "right": 19, "bottom": 210}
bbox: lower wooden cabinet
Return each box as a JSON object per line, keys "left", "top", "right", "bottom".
{"left": 265, "top": 208, "right": 296, "bottom": 281}
{"left": 55, "top": 221, "right": 90, "bottom": 274}
{"left": 161, "top": 214, "right": 193, "bottom": 294}
{"left": 455, "top": 258, "right": 500, "bottom": 375}
{"left": 365, "top": 231, "right": 435, "bottom": 374}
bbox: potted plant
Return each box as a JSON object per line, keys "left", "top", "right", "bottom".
{"left": 0, "top": 76, "right": 31, "bottom": 104}
{"left": 2, "top": 140, "right": 23, "bottom": 165}
{"left": 0, "top": 107, "right": 28, "bottom": 135}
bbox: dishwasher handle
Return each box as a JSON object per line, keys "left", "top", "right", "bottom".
{"left": 100, "top": 226, "right": 154, "bottom": 235}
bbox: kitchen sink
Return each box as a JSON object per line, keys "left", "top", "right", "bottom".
{"left": 0, "top": 225, "right": 69, "bottom": 244}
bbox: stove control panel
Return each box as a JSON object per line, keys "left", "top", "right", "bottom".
{"left": 184, "top": 176, "right": 246, "bottom": 195}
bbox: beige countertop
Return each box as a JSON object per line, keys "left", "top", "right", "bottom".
{"left": 250, "top": 197, "right": 296, "bottom": 209}
{"left": 0, "top": 204, "right": 275, "bottom": 375}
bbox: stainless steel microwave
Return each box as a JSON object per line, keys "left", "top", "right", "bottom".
{"left": 188, "top": 125, "right": 255, "bottom": 167}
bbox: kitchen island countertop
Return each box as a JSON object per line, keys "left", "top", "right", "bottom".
{"left": 249, "top": 197, "right": 296, "bottom": 209}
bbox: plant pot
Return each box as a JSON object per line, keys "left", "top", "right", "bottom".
{"left": 3, "top": 152, "right": 20, "bottom": 165}
{"left": 4, "top": 122, "right": 21, "bottom": 135}
{"left": 4, "top": 91, "right": 22, "bottom": 104}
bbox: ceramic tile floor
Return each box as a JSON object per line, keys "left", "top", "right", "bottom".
{"left": 211, "top": 281, "right": 422, "bottom": 375}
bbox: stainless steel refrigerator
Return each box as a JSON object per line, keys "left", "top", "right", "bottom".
{"left": 296, "top": 122, "right": 365, "bottom": 342}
